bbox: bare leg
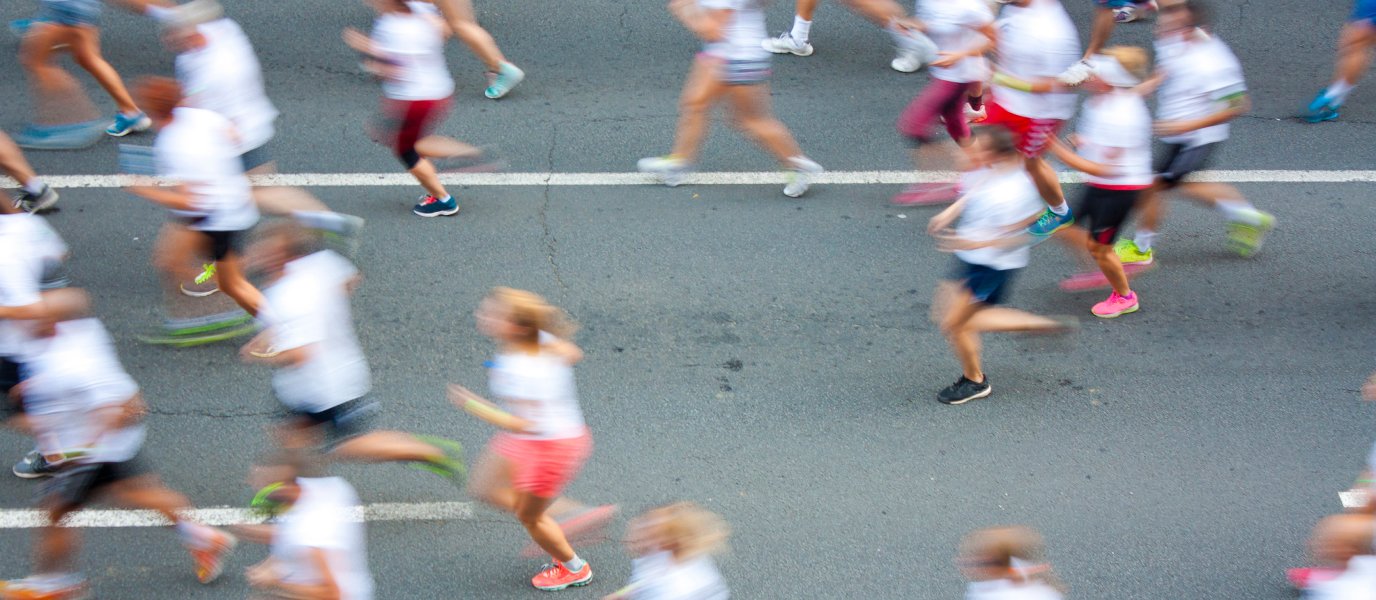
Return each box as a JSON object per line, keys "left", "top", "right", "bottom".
{"left": 1025, "top": 155, "right": 1066, "bottom": 208}
{"left": 1087, "top": 238, "right": 1130, "bottom": 296}
{"left": 466, "top": 447, "right": 518, "bottom": 510}
{"left": 431, "top": 0, "right": 507, "bottom": 71}
{"left": 515, "top": 492, "right": 575, "bottom": 561}
{"left": 1336, "top": 23, "right": 1376, "bottom": 86}
{"left": 407, "top": 158, "right": 449, "bottom": 198}
{"left": 34, "top": 504, "right": 81, "bottom": 575}
{"left": 151, "top": 222, "right": 208, "bottom": 285}
{"left": 1173, "top": 181, "right": 1245, "bottom": 208}
{"left": 65, "top": 27, "right": 140, "bottom": 114}
{"left": 834, "top": 0, "right": 905, "bottom": 28}
{"left": 105, "top": 475, "right": 194, "bottom": 523}
{"left": 330, "top": 431, "right": 444, "bottom": 463}
{"left": 1084, "top": 7, "right": 1116, "bottom": 58}
{"left": 0, "top": 131, "right": 39, "bottom": 183}
{"left": 795, "top": 0, "right": 820, "bottom": 21}
{"left": 213, "top": 252, "right": 265, "bottom": 316}
{"left": 1135, "top": 181, "right": 1169, "bottom": 232}
{"left": 1052, "top": 225, "right": 1100, "bottom": 271}
{"left": 724, "top": 83, "right": 803, "bottom": 164}
{"left": 414, "top": 135, "right": 481, "bottom": 159}
{"left": 670, "top": 59, "right": 727, "bottom": 162}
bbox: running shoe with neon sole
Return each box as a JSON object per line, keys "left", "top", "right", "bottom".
{"left": 1091, "top": 291, "right": 1139, "bottom": 318}
{"left": 1113, "top": 238, "right": 1154, "bottom": 265}
{"left": 783, "top": 156, "right": 824, "bottom": 198}
{"left": 13, "top": 185, "right": 58, "bottom": 213}
{"left": 413, "top": 195, "right": 459, "bottom": 217}
{"left": 0, "top": 576, "right": 90, "bottom": 600}
{"left": 637, "top": 156, "right": 691, "bottom": 187}
{"left": 191, "top": 530, "right": 237, "bottom": 584}
{"left": 762, "top": 32, "right": 813, "bottom": 56}
{"left": 892, "top": 183, "right": 959, "bottom": 206}
{"left": 484, "top": 62, "right": 525, "bottom": 99}
{"left": 1302, "top": 90, "right": 1341, "bottom": 122}
{"left": 181, "top": 263, "right": 219, "bottom": 297}
{"left": 106, "top": 112, "right": 152, "bottom": 137}
{"left": 1225, "top": 210, "right": 1275, "bottom": 257}
{"left": 409, "top": 435, "right": 467, "bottom": 482}
{"left": 12, "top": 451, "right": 63, "bottom": 479}
{"left": 1027, "top": 208, "right": 1073, "bottom": 237}
{"left": 531, "top": 560, "right": 593, "bottom": 591}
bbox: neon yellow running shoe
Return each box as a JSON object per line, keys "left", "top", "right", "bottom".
{"left": 1113, "top": 239, "right": 1154, "bottom": 265}
{"left": 194, "top": 263, "right": 216, "bottom": 284}
{"left": 1226, "top": 211, "right": 1276, "bottom": 258}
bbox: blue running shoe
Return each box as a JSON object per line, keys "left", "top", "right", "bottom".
{"left": 413, "top": 195, "right": 459, "bottom": 217}
{"left": 8, "top": 18, "right": 44, "bottom": 38}
{"left": 1302, "top": 90, "right": 1340, "bottom": 123}
{"left": 1027, "top": 208, "right": 1073, "bottom": 237}
{"left": 484, "top": 62, "right": 525, "bottom": 99}
{"left": 107, "top": 112, "right": 152, "bottom": 137}
{"left": 14, "top": 121, "right": 106, "bottom": 150}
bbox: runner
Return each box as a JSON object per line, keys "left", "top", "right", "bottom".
{"left": 981, "top": 0, "right": 1080, "bottom": 237}
{"left": 239, "top": 220, "right": 464, "bottom": 476}
{"left": 0, "top": 300, "right": 238, "bottom": 600}
{"left": 448, "top": 287, "right": 610, "bottom": 591}
{"left": 1044, "top": 48, "right": 1151, "bottom": 318}
{"left": 1294, "top": 514, "right": 1376, "bottom": 599}
{"left": 427, "top": 0, "right": 525, "bottom": 99}
{"left": 892, "top": 0, "right": 996, "bottom": 205}
{"left": 1116, "top": 0, "right": 1275, "bottom": 265}
{"left": 928, "top": 125, "right": 1075, "bottom": 405}
{"left": 604, "top": 502, "right": 732, "bottom": 600}
{"left": 123, "top": 76, "right": 267, "bottom": 328}
{"left": 958, "top": 526, "right": 1066, "bottom": 600}
{"left": 1302, "top": 0, "right": 1376, "bottom": 122}
{"left": 344, "top": 0, "right": 491, "bottom": 217}
{"left": 1058, "top": 0, "right": 1158, "bottom": 85}
{"left": 0, "top": 132, "right": 58, "bottom": 212}
{"left": 761, "top": 0, "right": 939, "bottom": 72}
{"left": 637, "top": 0, "right": 825, "bottom": 198}
{"left": 15, "top": 0, "right": 153, "bottom": 149}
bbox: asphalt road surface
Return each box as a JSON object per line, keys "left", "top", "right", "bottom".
{"left": 0, "top": 0, "right": 1374, "bottom": 598}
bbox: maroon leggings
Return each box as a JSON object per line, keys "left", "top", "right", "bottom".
{"left": 896, "top": 79, "right": 975, "bottom": 145}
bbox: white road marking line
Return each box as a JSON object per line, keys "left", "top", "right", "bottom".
{"left": 4, "top": 170, "right": 1376, "bottom": 189}
{"left": 1341, "top": 490, "right": 1369, "bottom": 509}
{"left": 0, "top": 501, "right": 475, "bottom": 529}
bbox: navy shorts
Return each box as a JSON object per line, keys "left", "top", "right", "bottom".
{"left": 239, "top": 143, "right": 274, "bottom": 173}
{"left": 285, "top": 397, "right": 381, "bottom": 450}
{"left": 951, "top": 258, "right": 1018, "bottom": 305}
{"left": 41, "top": 456, "right": 150, "bottom": 509}
{"left": 38, "top": 0, "right": 102, "bottom": 27}
{"left": 1353, "top": 0, "right": 1376, "bottom": 24}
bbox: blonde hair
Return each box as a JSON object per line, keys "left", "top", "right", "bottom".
{"left": 647, "top": 502, "right": 731, "bottom": 561}
{"left": 487, "top": 287, "right": 578, "bottom": 344}
{"left": 960, "top": 526, "right": 1064, "bottom": 591}
{"left": 1102, "top": 46, "right": 1150, "bottom": 81}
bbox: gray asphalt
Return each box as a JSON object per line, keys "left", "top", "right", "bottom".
{"left": 0, "top": 0, "right": 1373, "bottom": 598}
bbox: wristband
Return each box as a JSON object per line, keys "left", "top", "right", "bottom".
{"left": 464, "top": 398, "right": 513, "bottom": 422}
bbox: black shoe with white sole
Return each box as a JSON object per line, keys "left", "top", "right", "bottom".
{"left": 937, "top": 375, "right": 991, "bottom": 405}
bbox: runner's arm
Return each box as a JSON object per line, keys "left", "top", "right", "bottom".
{"left": 669, "top": 0, "right": 730, "bottom": 43}
{"left": 1153, "top": 92, "right": 1249, "bottom": 136}
{"left": 124, "top": 184, "right": 199, "bottom": 212}
{"left": 1047, "top": 137, "right": 1121, "bottom": 178}
{"left": 927, "top": 196, "right": 969, "bottom": 235}
{"left": 448, "top": 384, "right": 535, "bottom": 433}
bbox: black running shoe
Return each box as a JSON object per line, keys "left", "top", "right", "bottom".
{"left": 12, "top": 450, "right": 63, "bottom": 478}
{"left": 14, "top": 184, "right": 58, "bottom": 213}
{"left": 937, "top": 375, "right": 991, "bottom": 405}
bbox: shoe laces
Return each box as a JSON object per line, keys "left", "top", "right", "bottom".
{"left": 419, "top": 195, "right": 439, "bottom": 205}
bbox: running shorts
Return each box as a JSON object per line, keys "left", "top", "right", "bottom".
{"left": 720, "top": 58, "right": 772, "bottom": 86}
{"left": 287, "top": 396, "right": 381, "bottom": 450}
{"left": 41, "top": 456, "right": 150, "bottom": 508}
{"left": 489, "top": 428, "right": 592, "bottom": 498}
{"left": 239, "top": 143, "right": 274, "bottom": 173}
{"left": 1353, "top": 0, "right": 1376, "bottom": 24}
{"left": 370, "top": 97, "right": 453, "bottom": 158}
{"left": 0, "top": 357, "right": 22, "bottom": 395}
{"left": 1093, "top": 0, "right": 1152, "bottom": 7}
{"left": 983, "top": 101, "right": 1065, "bottom": 158}
{"left": 1155, "top": 142, "right": 1219, "bottom": 186}
{"left": 201, "top": 229, "right": 245, "bottom": 261}
{"left": 38, "top": 0, "right": 102, "bottom": 27}
{"left": 897, "top": 79, "right": 975, "bottom": 146}
{"left": 950, "top": 258, "right": 1018, "bottom": 305}
{"left": 1075, "top": 185, "right": 1142, "bottom": 245}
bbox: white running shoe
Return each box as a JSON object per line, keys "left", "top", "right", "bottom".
{"left": 1056, "top": 60, "right": 1093, "bottom": 86}
{"left": 890, "top": 29, "right": 937, "bottom": 72}
{"left": 891, "top": 48, "right": 923, "bottom": 73}
{"left": 762, "top": 32, "right": 813, "bottom": 56}
{"left": 637, "top": 156, "right": 691, "bottom": 187}
{"left": 783, "top": 156, "right": 824, "bottom": 198}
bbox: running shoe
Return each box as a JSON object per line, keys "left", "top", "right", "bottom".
{"left": 1056, "top": 59, "right": 1093, "bottom": 86}
{"left": 1091, "top": 291, "right": 1139, "bottom": 318}
{"left": 13, "top": 185, "right": 58, "bottom": 213}
{"left": 531, "top": 560, "right": 593, "bottom": 591}
{"left": 891, "top": 183, "right": 959, "bottom": 206}
{"left": 1302, "top": 90, "right": 1341, "bottom": 123}
{"left": 1113, "top": 0, "right": 1156, "bottom": 22}
{"left": 1027, "top": 208, "right": 1073, "bottom": 237}
{"left": 1286, "top": 567, "right": 1342, "bottom": 589}
{"left": 14, "top": 122, "right": 106, "bottom": 151}
{"left": 1058, "top": 262, "right": 1155, "bottom": 292}
{"left": 1225, "top": 210, "right": 1275, "bottom": 257}
{"left": 409, "top": 435, "right": 467, "bottom": 482}
{"left": 484, "top": 62, "right": 525, "bottom": 99}
{"left": 12, "top": 451, "right": 63, "bottom": 479}
{"left": 106, "top": 112, "right": 152, "bottom": 137}
{"left": 964, "top": 104, "right": 986, "bottom": 123}
{"left": 249, "top": 482, "right": 288, "bottom": 518}
{"left": 891, "top": 47, "right": 924, "bottom": 73}
{"left": 519, "top": 505, "right": 621, "bottom": 558}
{"left": 937, "top": 375, "right": 990, "bottom": 405}
{"left": 783, "top": 156, "right": 824, "bottom": 198}
{"left": 637, "top": 156, "right": 691, "bottom": 187}
{"left": 1113, "top": 238, "right": 1154, "bottom": 265}
{"left": 181, "top": 264, "right": 219, "bottom": 297}
{"left": 9, "top": 19, "right": 40, "bottom": 38}
{"left": 318, "top": 213, "right": 367, "bottom": 258}
{"left": 413, "top": 195, "right": 460, "bottom": 217}
{"left": 762, "top": 32, "right": 813, "bottom": 56}
{"left": 0, "top": 575, "right": 90, "bottom": 600}
{"left": 191, "top": 529, "right": 237, "bottom": 584}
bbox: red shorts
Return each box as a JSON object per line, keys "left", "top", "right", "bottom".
{"left": 369, "top": 96, "right": 452, "bottom": 157}
{"left": 490, "top": 428, "right": 592, "bottom": 498}
{"left": 983, "top": 101, "right": 1065, "bottom": 158}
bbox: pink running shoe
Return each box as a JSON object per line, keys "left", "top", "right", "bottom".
{"left": 1287, "top": 567, "right": 1342, "bottom": 589}
{"left": 1058, "top": 263, "right": 1156, "bottom": 292}
{"left": 892, "top": 183, "right": 960, "bottom": 206}
{"left": 1092, "top": 291, "right": 1139, "bottom": 318}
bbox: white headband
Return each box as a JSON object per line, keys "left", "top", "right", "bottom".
{"left": 1087, "top": 53, "right": 1140, "bottom": 88}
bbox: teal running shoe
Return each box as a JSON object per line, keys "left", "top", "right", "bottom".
{"left": 484, "top": 62, "right": 525, "bottom": 99}
{"left": 1027, "top": 208, "right": 1074, "bottom": 237}
{"left": 1302, "top": 90, "right": 1340, "bottom": 123}
{"left": 107, "top": 112, "right": 152, "bottom": 137}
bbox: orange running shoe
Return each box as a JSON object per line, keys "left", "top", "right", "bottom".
{"left": 191, "top": 529, "right": 238, "bottom": 584}
{"left": 0, "top": 576, "right": 90, "bottom": 600}
{"left": 531, "top": 560, "right": 593, "bottom": 591}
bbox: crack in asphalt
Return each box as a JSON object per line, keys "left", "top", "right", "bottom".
{"left": 540, "top": 126, "right": 568, "bottom": 297}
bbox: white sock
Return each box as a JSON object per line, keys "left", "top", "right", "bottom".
{"left": 563, "top": 555, "right": 587, "bottom": 572}
{"left": 144, "top": 4, "right": 175, "bottom": 22}
{"left": 1327, "top": 79, "right": 1356, "bottom": 105}
{"left": 1216, "top": 199, "right": 1262, "bottom": 225}
{"left": 1134, "top": 229, "right": 1156, "bottom": 251}
{"left": 1048, "top": 202, "right": 1069, "bottom": 216}
{"left": 439, "top": 194, "right": 453, "bottom": 202}
{"left": 790, "top": 16, "right": 812, "bottom": 44}
{"left": 292, "top": 210, "right": 346, "bottom": 233}
{"left": 23, "top": 178, "right": 44, "bottom": 195}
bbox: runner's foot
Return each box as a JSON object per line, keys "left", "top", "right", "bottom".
{"left": 637, "top": 156, "right": 691, "bottom": 187}
{"left": 484, "top": 62, "right": 525, "bottom": 99}
{"left": 937, "top": 375, "right": 990, "bottom": 405}
{"left": 1092, "top": 291, "right": 1139, "bottom": 318}
{"left": 13, "top": 185, "right": 58, "bottom": 213}
{"left": 762, "top": 32, "right": 813, "bottom": 56}
{"left": 531, "top": 560, "right": 593, "bottom": 591}
{"left": 413, "top": 195, "right": 459, "bottom": 217}
{"left": 1225, "top": 210, "right": 1275, "bottom": 257}
{"left": 1113, "top": 238, "right": 1154, "bottom": 265}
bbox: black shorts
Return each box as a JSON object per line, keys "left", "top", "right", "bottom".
{"left": 1075, "top": 185, "right": 1141, "bottom": 245}
{"left": 950, "top": 258, "right": 1018, "bottom": 305}
{"left": 286, "top": 397, "right": 380, "bottom": 450}
{"left": 41, "top": 456, "right": 150, "bottom": 508}
{"left": 201, "top": 229, "right": 245, "bottom": 261}
{"left": 239, "top": 143, "right": 274, "bottom": 173}
{"left": 0, "top": 357, "right": 22, "bottom": 395}
{"left": 1155, "top": 142, "right": 1219, "bottom": 186}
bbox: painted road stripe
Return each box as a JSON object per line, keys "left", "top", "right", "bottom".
{"left": 5, "top": 170, "right": 1376, "bottom": 189}
{"left": 0, "top": 501, "right": 475, "bottom": 529}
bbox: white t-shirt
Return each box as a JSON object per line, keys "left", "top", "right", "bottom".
{"left": 0, "top": 213, "right": 66, "bottom": 356}
{"left": 272, "top": 477, "right": 374, "bottom": 600}
{"left": 155, "top": 107, "right": 260, "bottom": 232}
{"left": 953, "top": 167, "right": 1044, "bottom": 270}
{"left": 1154, "top": 32, "right": 1246, "bottom": 147}
{"left": 176, "top": 18, "right": 279, "bottom": 155}
{"left": 991, "top": 0, "right": 1080, "bottom": 119}
{"left": 262, "top": 251, "right": 370, "bottom": 413}
{"left": 626, "top": 551, "right": 730, "bottom": 600}
{"left": 698, "top": 0, "right": 770, "bottom": 62}
{"left": 1075, "top": 90, "right": 1153, "bottom": 188}
{"left": 371, "top": 3, "right": 455, "bottom": 101}
{"left": 487, "top": 334, "right": 586, "bottom": 440}
{"left": 919, "top": 0, "right": 994, "bottom": 83}
{"left": 1306, "top": 556, "right": 1376, "bottom": 600}
{"left": 965, "top": 579, "right": 1064, "bottom": 600}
